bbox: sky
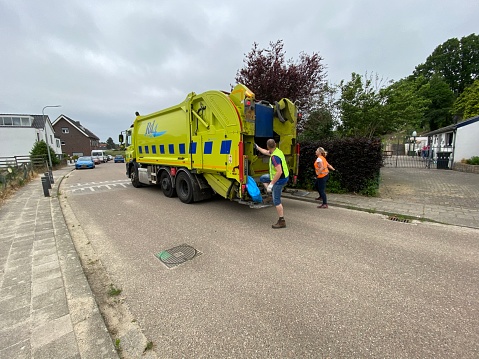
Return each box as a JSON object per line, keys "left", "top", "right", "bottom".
{"left": 1, "top": 0, "right": 478, "bottom": 142}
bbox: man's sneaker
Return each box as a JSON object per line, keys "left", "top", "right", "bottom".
{"left": 317, "top": 204, "right": 328, "bottom": 209}
{"left": 315, "top": 196, "right": 322, "bottom": 200}
{"left": 272, "top": 218, "right": 286, "bottom": 229}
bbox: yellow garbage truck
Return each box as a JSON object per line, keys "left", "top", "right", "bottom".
{"left": 119, "top": 84, "right": 299, "bottom": 205}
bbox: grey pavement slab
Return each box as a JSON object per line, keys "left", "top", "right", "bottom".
{"left": 0, "top": 166, "right": 118, "bottom": 359}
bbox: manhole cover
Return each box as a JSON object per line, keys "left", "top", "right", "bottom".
{"left": 155, "top": 244, "right": 199, "bottom": 268}
{"left": 387, "top": 216, "right": 411, "bottom": 223}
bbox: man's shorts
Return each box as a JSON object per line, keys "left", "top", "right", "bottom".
{"left": 259, "top": 174, "right": 288, "bottom": 206}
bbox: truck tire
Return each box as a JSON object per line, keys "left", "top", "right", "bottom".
{"left": 176, "top": 171, "right": 194, "bottom": 204}
{"left": 131, "top": 163, "right": 142, "bottom": 188}
{"left": 160, "top": 171, "right": 177, "bottom": 198}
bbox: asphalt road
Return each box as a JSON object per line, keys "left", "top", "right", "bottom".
{"left": 62, "top": 163, "right": 479, "bottom": 358}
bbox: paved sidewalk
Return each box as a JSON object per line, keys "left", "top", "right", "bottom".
{"left": 284, "top": 167, "right": 479, "bottom": 229}
{"left": 0, "top": 165, "right": 477, "bottom": 358}
{"left": 0, "top": 167, "right": 118, "bottom": 359}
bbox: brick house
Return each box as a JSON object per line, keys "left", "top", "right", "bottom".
{"left": 52, "top": 115, "right": 100, "bottom": 157}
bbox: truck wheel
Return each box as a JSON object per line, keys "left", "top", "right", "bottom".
{"left": 131, "top": 164, "right": 142, "bottom": 188}
{"left": 176, "top": 171, "right": 194, "bottom": 204}
{"left": 160, "top": 171, "right": 177, "bottom": 198}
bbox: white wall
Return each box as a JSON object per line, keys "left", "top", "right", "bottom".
{"left": 455, "top": 121, "right": 479, "bottom": 161}
{"left": 0, "top": 127, "right": 39, "bottom": 157}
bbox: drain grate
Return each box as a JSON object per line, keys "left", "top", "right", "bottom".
{"left": 155, "top": 244, "right": 200, "bottom": 268}
{"left": 387, "top": 216, "right": 411, "bottom": 223}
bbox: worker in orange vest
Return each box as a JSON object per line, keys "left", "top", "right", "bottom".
{"left": 314, "top": 147, "right": 335, "bottom": 209}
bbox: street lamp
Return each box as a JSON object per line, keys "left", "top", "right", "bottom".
{"left": 42, "top": 105, "right": 61, "bottom": 169}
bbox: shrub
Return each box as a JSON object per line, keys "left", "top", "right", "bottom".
{"left": 465, "top": 156, "right": 479, "bottom": 165}
{"left": 295, "top": 137, "right": 382, "bottom": 196}
{"left": 30, "top": 140, "right": 60, "bottom": 166}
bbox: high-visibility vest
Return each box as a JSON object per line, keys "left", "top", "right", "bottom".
{"left": 269, "top": 148, "right": 289, "bottom": 179}
{"left": 314, "top": 155, "right": 329, "bottom": 178}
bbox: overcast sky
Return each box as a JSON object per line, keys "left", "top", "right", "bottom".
{"left": 1, "top": 0, "right": 477, "bottom": 142}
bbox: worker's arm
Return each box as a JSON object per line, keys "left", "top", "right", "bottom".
{"left": 271, "top": 164, "right": 283, "bottom": 185}
{"left": 254, "top": 143, "right": 271, "bottom": 156}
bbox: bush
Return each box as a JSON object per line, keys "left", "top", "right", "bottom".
{"left": 30, "top": 140, "right": 60, "bottom": 166}
{"left": 465, "top": 156, "right": 479, "bottom": 165}
{"left": 295, "top": 137, "right": 382, "bottom": 196}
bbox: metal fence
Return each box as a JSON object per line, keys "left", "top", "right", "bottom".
{"left": 382, "top": 144, "right": 454, "bottom": 169}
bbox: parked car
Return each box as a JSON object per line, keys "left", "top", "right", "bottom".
{"left": 91, "top": 150, "right": 108, "bottom": 163}
{"left": 114, "top": 155, "right": 125, "bottom": 163}
{"left": 107, "top": 155, "right": 113, "bottom": 161}
{"left": 92, "top": 156, "right": 102, "bottom": 165}
{"left": 75, "top": 156, "right": 95, "bottom": 169}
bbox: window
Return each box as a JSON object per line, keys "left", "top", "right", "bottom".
{"left": 446, "top": 132, "right": 454, "bottom": 146}
{"left": 61, "top": 141, "right": 66, "bottom": 146}
{"left": 56, "top": 139, "right": 61, "bottom": 147}
{"left": 62, "top": 127, "right": 69, "bottom": 133}
{"left": 0, "top": 116, "right": 32, "bottom": 126}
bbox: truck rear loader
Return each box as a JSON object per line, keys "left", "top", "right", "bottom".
{"left": 119, "top": 84, "right": 299, "bottom": 206}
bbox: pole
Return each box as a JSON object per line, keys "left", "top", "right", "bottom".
{"left": 42, "top": 105, "right": 61, "bottom": 169}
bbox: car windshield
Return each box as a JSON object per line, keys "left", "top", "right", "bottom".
{"left": 78, "top": 157, "right": 91, "bottom": 161}
{"left": 115, "top": 155, "right": 123, "bottom": 158}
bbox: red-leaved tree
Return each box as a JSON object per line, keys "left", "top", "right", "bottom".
{"left": 235, "top": 40, "right": 327, "bottom": 117}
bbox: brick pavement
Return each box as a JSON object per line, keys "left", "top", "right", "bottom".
{"left": 0, "top": 167, "right": 118, "bottom": 359}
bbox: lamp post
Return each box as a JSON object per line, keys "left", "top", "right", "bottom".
{"left": 412, "top": 130, "right": 417, "bottom": 156}
{"left": 42, "top": 105, "right": 61, "bottom": 169}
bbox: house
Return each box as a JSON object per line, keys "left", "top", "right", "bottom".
{"left": 52, "top": 115, "right": 100, "bottom": 157}
{"left": 423, "top": 115, "right": 479, "bottom": 168}
{"left": 0, "top": 114, "right": 62, "bottom": 158}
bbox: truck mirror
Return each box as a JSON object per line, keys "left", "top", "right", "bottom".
{"left": 119, "top": 134, "right": 124, "bottom": 143}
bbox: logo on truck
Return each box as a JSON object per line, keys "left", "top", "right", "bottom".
{"left": 145, "top": 121, "right": 166, "bottom": 137}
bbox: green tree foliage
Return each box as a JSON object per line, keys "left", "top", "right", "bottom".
{"left": 299, "top": 83, "right": 338, "bottom": 141}
{"left": 453, "top": 79, "right": 479, "bottom": 119}
{"left": 414, "top": 34, "right": 479, "bottom": 95}
{"left": 30, "top": 140, "right": 60, "bottom": 165}
{"left": 235, "top": 40, "right": 327, "bottom": 119}
{"left": 336, "top": 72, "right": 389, "bottom": 138}
{"left": 381, "top": 77, "right": 430, "bottom": 133}
{"left": 417, "top": 74, "right": 455, "bottom": 130}
{"left": 106, "top": 137, "right": 116, "bottom": 149}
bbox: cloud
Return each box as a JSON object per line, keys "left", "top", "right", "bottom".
{"left": 1, "top": 0, "right": 477, "bottom": 142}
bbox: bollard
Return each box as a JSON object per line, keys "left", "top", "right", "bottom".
{"left": 49, "top": 169, "right": 54, "bottom": 184}
{"left": 41, "top": 176, "right": 50, "bottom": 197}
{"left": 44, "top": 172, "right": 52, "bottom": 189}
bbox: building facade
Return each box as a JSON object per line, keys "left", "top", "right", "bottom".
{"left": 52, "top": 115, "right": 100, "bottom": 157}
{"left": 0, "top": 114, "right": 62, "bottom": 158}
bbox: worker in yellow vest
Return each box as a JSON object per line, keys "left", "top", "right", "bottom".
{"left": 255, "top": 139, "right": 289, "bottom": 228}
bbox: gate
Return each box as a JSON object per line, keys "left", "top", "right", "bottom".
{"left": 382, "top": 141, "right": 454, "bottom": 169}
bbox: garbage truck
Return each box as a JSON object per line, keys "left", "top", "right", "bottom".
{"left": 119, "top": 84, "right": 300, "bottom": 206}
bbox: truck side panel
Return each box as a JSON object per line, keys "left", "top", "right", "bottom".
{"left": 134, "top": 104, "right": 192, "bottom": 169}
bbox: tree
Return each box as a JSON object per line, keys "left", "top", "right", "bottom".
{"left": 30, "top": 140, "right": 60, "bottom": 166}
{"left": 235, "top": 40, "right": 327, "bottom": 119}
{"left": 417, "top": 74, "right": 455, "bottom": 130}
{"left": 414, "top": 34, "right": 479, "bottom": 95}
{"left": 452, "top": 79, "right": 479, "bottom": 120}
{"left": 299, "top": 82, "right": 338, "bottom": 141}
{"left": 336, "top": 72, "right": 390, "bottom": 138}
{"left": 381, "top": 76, "right": 430, "bottom": 133}
{"left": 106, "top": 137, "right": 116, "bottom": 150}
